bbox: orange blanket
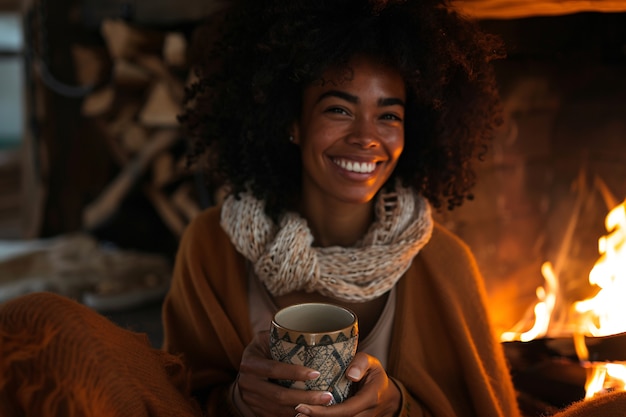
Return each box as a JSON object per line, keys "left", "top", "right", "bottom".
{"left": 0, "top": 292, "right": 201, "bottom": 417}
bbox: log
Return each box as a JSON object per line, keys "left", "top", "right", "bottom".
{"left": 99, "top": 121, "right": 128, "bottom": 165}
{"left": 152, "top": 152, "right": 175, "bottom": 187}
{"left": 119, "top": 123, "right": 149, "bottom": 155}
{"left": 100, "top": 19, "right": 165, "bottom": 60}
{"left": 163, "top": 32, "right": 187, "bottom": 68}
{"left": 106, "top": 103, "right": 142, "bottom": 139}
{"left": 82, "top": 130, "right": 179, "bottom": 230}
{"left": 113, "top": 60, "right": 152, "bottom": 89}
{"left": 172, "top": 183, "right": 201, "bottom": 221}
{"left": 70, "top": 44, "right": 110, "bottom": 87}
{"left": 502, "top": 337, "right": 587, "bottom": 410}
{"left": 135, "top": 54, "right": 186, "bottom": 103}
{"left": 135, "top": 54, "right": 171, "bottom": 79}
{"left": 81, "top": 86, "right": 115, "bottom": 116}
{"left": 143, "top": 185, "right": 186, "bottom": 237}
{"left": 138, "top": 82, "right": 183, "bottom": 127}
{"left": 503, "top": 332, "right": 626, "bottom": 364}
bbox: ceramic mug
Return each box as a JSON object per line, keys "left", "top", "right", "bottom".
{"left": 269, "top": 303, "right": 359, "bottom": 404}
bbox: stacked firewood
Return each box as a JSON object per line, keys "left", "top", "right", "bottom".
{"left": 74, "top": 19, "right": 202, "bottom": 238}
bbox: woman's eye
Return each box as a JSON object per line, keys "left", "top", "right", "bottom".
{"left": 381, "top": 113, "right": 403, "bottom": 122}
{"left": 326, "top": 107, "right": 349, "bottom": 115}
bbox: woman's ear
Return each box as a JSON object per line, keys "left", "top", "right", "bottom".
{"left": 289, "top": 121, "right": 301, "bottom": 145}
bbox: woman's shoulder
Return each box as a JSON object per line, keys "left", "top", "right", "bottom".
{"left": 187, "top": 204, "right": 222, "bottom": 229}
{"left": 178, "top": 204, "right": 231, "bottom": 251}
{"left": 426, "top": 222, "right": 473, "bottom": 255}
{"left": 409, "top": 222, "right": 487, "bottom": 306}
{"left": 418, "top": 221, "right": 479, "bottom": 274}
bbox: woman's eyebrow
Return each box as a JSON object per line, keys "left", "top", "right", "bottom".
{"left": 317, "top": 91, "right": 405, "bottom": 107}
{"left": 317, "top": 90, "right": 358, "bottom": 104}
{"left": 379, "top": 97, "right": 405, "bottom": 107}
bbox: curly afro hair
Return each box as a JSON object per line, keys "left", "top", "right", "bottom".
{"left": 181, "top": 0, "right": 505, "bottom": 219}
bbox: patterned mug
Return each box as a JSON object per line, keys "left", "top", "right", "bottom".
{"left": 269, "top": 303, "right": 359, "bottom": 404}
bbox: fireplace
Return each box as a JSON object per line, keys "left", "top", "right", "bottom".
{"left": 432, "top": 10, "right": 626, "bottom": 414}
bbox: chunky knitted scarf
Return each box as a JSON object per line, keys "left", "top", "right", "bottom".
{"left": 220, "top": 184, "right": 433, "bottom": 302}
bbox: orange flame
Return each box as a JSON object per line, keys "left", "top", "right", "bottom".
{"left": 501, "top": 198, "right": 626, "bottom": 399}
{"left": 574, "top": 201, "right": 626, "bottom": 337}
{"left": 573, "top": 200, "right": 626, "bottom": 398}
{"left": 580, "top": 362, "right": 626, "bottom": 399}
{"left": 501, "top": 261, "right": 558, "bottom": 342}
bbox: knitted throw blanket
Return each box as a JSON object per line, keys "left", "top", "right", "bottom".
{"left": 220, "top": 184, "right": 434, "bottom": 302}
{"left": 0, "top": 292, "right": 202, "bottom": 417}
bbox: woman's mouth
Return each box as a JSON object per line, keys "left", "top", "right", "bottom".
{"left": 331, "top": 158, "right": 377, "bottom": 174}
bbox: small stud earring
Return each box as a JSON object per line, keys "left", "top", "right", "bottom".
{"left": 289, "top": 135, "right": 294, "bottom": 142}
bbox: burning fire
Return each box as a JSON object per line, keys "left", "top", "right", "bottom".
{"left": 573, "top": 201, "right": 626, "bottom": 337}
{"left": 501, "top": 197, "right": 626, "bottom": 399}
{"left": 574, "top": 200, "right": 626, "bottom": 398}
{"left": 500, "top": 261, "right": 558, "bottom": 342}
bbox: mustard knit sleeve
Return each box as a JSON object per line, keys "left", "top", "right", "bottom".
{"left": 391, "top": 377, "right": 426, "bottom": 417}
{"left": 162, "top": 206, "right": 252, "bottom": 412}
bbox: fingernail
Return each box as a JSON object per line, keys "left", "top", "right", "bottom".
{"left": 307, "top": 370, "right": 320, "bottom": 380}
{"left": 321, "top": 391, "right": 334, "bottom": 405}
{"left": 295, "top": 404, "right": 311, "bottom": 414}
{"left": 347, "top": 368, "right": 361, "bottom": 380}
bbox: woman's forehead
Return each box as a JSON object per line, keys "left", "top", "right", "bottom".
{"left": 311, "top": 55, "right": 403, "bottom": 88}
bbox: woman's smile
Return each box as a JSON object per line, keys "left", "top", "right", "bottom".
{"left": 331, "top": 158, "right": 377, "bottom": 175}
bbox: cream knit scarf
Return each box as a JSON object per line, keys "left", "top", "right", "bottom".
{"left": 220, "top": 183, "right": 434, "bottom": 302}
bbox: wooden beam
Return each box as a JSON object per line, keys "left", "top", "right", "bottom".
{"left": 453, "top": 0, "right": 626, "bottom": 19}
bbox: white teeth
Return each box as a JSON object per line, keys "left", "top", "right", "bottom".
{"left": 333, "top": 159, "right": 376, "bottom": 173}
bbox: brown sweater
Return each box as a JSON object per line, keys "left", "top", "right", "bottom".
{"left": 162, "top": 205, "right": 521, "bottom": 417}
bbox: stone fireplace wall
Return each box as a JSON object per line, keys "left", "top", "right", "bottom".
{"left": 434, "top": 12, "right": 626, "bottom": 336}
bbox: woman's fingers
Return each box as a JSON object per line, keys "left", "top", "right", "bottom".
{"left": 237, "top": 331, "right": 335, "bottom": 416}
{"left": 344, "top": 351, "right": 372, "bottom": 382}
{"left": 241, "top": 331, "right": 320, "bottom": 381}
{"left": 239, "top": 379, "right": 331, "bottom": 417}
{"left": 292, "top": 353, "right": 401, "bottom": 417}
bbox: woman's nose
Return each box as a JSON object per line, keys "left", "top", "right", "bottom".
{"left": 347, "top": 118, "right": 379, "bottom": 148}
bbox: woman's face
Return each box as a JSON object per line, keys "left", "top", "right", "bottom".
{"left": 292, "top": 56, "right": 406, "bottom": 206}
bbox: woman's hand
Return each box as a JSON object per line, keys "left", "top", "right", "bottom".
{"left": 293, "top": 352, "right": 402, "bottom": 417}
{"left": 237, "top": 331, "right": 335, "bottom": 417}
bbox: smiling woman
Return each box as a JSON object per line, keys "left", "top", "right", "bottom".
{"left": 4, "top": 1, "right": 626, "bottom": 417}
{"left": 172, "top": 1, "right": 519, "bottom": 416}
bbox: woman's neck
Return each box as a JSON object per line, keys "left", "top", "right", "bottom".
{"left": 298, "top": 196, "right": 375, "bottom": 248}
